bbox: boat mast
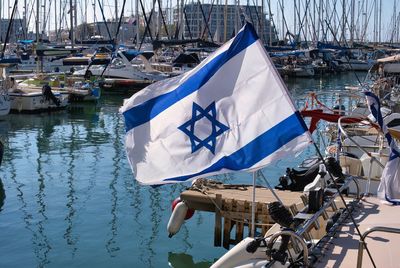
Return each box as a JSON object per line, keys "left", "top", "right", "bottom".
{"left": 378, "top": 0, "right": 381, "bottom": 43}
{"left": 281, "top": 0, "right": 284, "bottom": 44}
{"left": 135, "top": 0, "right": 139, "bottom": 48}
{"left": 54, "top": 0, "right": 57, "bottom": 42}
{"left": 36, "top": 0, "right": 41, "bottom": 73}
{"left": 350, "top": 0, "right": 354, "bottom": 46}
{"left": 267, "top": 0, "right": 272, "bottom": 46}
{"left": 341, "top": 0, "right": 345, "bottom": 44}
{"left": 115, "top": 0, "right": 118, "bottom": 36}
{"left": 293, "top": 0, "right": 296, "bottom": 39}
{"left": 42, "top": 0, "right": 46, "bottom": 37}
{"left": 70, "top": 0, "right": 75, "bottom": 48}
{"left": 223, "top": 0, "right": 227, "bottom": 42}
{"left": 0, "top": 0, "right": 2, "bottom": 42}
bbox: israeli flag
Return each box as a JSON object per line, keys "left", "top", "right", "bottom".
{"left": 365, "top": 91, "right": 400, "bottom": 204}
{"left": 121, "top": 23, "right": 312, "bottom": 185}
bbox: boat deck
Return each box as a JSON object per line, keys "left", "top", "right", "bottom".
{"left": 316, "top": 196, "right": 400, "bottom": 268}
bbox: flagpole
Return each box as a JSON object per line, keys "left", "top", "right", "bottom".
{"left": 251, "top": 171, "right": 257, "bottom": 237}
{"left": 259, "top": 170, "right": 284, "bottom": 205}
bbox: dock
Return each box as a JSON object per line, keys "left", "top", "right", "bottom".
{"left": 180, "top": 179, "right": 306, "bottom": 249}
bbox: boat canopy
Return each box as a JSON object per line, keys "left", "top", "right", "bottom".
{"left": 17, "top": 39, "right": 35, "bottom": 45}
{"left": 317, "top": 42, "right": 348, "bottom": 51}
{"left": 152, "top": 39, "right": 219, "bottom": 50}
{"left": 377, "top": 54, "right": 400, "bottom": 63}
{"left": 172, "top": 53, "right": 200, "bottom": 64}
{"left": 120, "top": 50, "right": 154, "bottom": 61}
{"left": 269, "top": 51, "right": 305, "bottom": 58}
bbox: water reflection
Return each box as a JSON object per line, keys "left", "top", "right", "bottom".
{"left": 63, "top": 123, "right": 78, "bottom": 255}
{"left": 35, "top": 130, "right": 52, "bottom": 267}
{"left": 0, "top": 178, "right": 5, "bottom": 211}
{"left": 144, "top": 187, "right": 162, "bottom": 267}
{"left": 0, "top": 76, "right": 364, "bottom": 267}
{"left": 168, "top": 252, "right": 212, "bottom": 268}
{"left": 106, "top": 110, "right": 123, "bottom": 257}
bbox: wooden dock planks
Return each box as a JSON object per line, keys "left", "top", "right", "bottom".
{"left": 180, "top": 185, "right": 305, "bottom": 248}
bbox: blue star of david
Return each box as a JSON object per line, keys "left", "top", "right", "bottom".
{"left": 178, "top": 102, "right": 229, "bottom": 154}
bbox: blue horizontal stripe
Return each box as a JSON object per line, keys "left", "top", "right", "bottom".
{"left": 123, "top": 23, "right": 259, "bottom": 132}
{"left": 162, "top": 112, "right": 308, "bottom": 183}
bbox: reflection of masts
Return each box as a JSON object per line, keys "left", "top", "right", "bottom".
{"left": 145, "top": 187, "right": 162, "bottom": 266}
{"left": 63, "top": 123, "right": 78, "bottom": 255}
{"left": 35, "top": 139, "right": 51, "bottom": 267}
{"left": 106, "top": 113, "right": 123, "bottom": 256}
{"left": 7, "top": 131, "right": 51, "bottom": 266}
{"left": 127, "top": 169, "right": 144, "bottom": 262}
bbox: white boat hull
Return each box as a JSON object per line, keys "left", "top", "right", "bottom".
{"left": 9, "top": 92, "right": 69, "bottom": 112}
{"left": 0, "top": 93, "right": 11, "bottom": 116}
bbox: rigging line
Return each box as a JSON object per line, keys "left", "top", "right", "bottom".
{"left": 353, "top": 0, "right": 362, "bottom": 41}
{"left": 277, "top": 0, "right": 289, "bottom": 42}
{"left": 360, "top": 0, "right": 375, "bottom": 42}
{"left": 138, "top": 0, "right": 155, "bottom": 49}
{"left": 301, "top": 0, "right": 313, "bottom": 42}
{"left": 1, "top": 0, "right": 18, "bottom": 58}
{"left": 97, "top": 0, "right": 113, "bottom": 41}
{"left": 341, "top": 0, "right": 354, "bottom": 43}
{"left": 43, "top": 0, "right": 54, "bottom": 35}
{"left": 197, "top": 0, "right": 214, "bottom": 42}
{"left": 201, "top": 0, "right": 217, "bottom": 41}
{"left": 295, "top": 0, "right": 311, "bottom": 43}
{"left": 156, "top": 0, "right": 170, "bottom": 40}
{"left": 323, "top": 0, "right": 339, "bottom": 42}
{"left": 115, "top": 0, "right": 128, "bottom": 40}
{"left": 250, "top": 0, "right": 262, "bottom": 36}
{"left": 266, "top": 0, "right": 279, "bottom": 46}
{"left": 14, "top": 9, "right": 27, "bottom": 39}
{"left": 246, "top": 1, "right": 255, "bottom": 28}
{"left": 319, "top": 1, "right": 327, "bottom": 42}
{"left": 276, "top": 0, "right": 290, "bottom": 42}
{"left": 183, "top": 4, "right": 194, "bottom": 41}
{"left": 57, "top": 1, "right": 69, "bottom": 39}
{"left": 26, "top": 0, "right": 36, "bottom": 36}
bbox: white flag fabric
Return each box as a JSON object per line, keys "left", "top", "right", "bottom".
{"left": 121, "top": 23, "right": 312, "bottom": 185}
{"left": 365, "top": 91, "right": 400, "bottom": 204}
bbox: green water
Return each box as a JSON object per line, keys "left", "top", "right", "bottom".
{"left": 0, "top": 73, "right": 362, "bottom": 268}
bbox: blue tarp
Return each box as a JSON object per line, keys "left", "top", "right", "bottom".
{"left": 120, "top": 50, "right": 154, "bottom": 61}
{"left": 17, "top": 40, "right": 34, "bottom": 45}
{"left": 269, "top": 51, "right": 305, "bottom": 58}
{"left": 317, "top": 42, "right": 348, "bottom": 50}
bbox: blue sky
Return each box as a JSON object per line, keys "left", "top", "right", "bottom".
{"left": 3, "top": 0, "right": 399, "bottom": 42}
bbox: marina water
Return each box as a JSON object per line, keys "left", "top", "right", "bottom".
{"left": 0, "top": 73, "right": 361, "bottom": 267}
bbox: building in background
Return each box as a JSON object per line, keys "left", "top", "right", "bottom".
{"left": 0, "top": 18, "right": 27, "bottom": 42}
{"left": 173, "top": 3, "right": 278, "bottom": 44}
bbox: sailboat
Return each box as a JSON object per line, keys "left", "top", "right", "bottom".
{"left": 120, "top": 21, "right": 400, "bottom": 268}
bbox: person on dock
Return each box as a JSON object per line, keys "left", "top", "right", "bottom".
{"left": 42, "top": 83, "right": 61, "bottom": 107}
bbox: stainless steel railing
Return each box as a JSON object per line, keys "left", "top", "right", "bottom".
{"left": 356, "top": 226, "right": 400, "bottom": 268}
